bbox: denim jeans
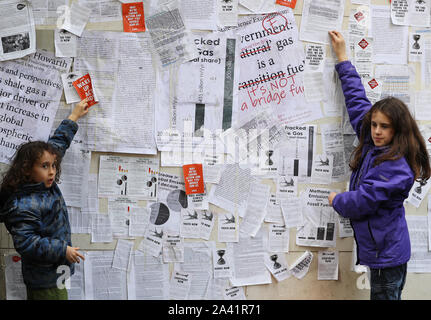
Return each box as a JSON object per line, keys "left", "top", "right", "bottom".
{"left": 369, "top": 263, "right": 407, "bottom": 300}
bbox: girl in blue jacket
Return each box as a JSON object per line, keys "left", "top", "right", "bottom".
{"left": 0, "top": 98, "right": 90, "bottom": 300}
{"left": 327, "top": 30, "right": 430, "bottom": 300}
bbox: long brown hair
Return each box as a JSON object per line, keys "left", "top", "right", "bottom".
{"left": 350, "top": 97, "right": 430, "bottom": 181}
{"left": 0, "top": 141, "right": 62, "bottom": 206}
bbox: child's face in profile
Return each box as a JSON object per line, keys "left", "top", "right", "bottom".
{"left": 30, "top": 151, "right": 57, "bottom": 187}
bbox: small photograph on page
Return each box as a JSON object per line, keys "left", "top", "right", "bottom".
{"left": 1, "top": 32, "right": 30, "bottom": 53}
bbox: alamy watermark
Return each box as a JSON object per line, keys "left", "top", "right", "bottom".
{"left": 56, "top": 265, "right": 71, "bottom": 290}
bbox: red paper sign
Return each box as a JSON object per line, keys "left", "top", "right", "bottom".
{"left": 122, "top": 2, "right": 145, "bottom": 33}
{"left": 72, "top": 73, "right": 97, "bottom": 107}
{"left": 183, "top": 163, "right": 205, "bottom": 195}
{"left": 276, "top": 0, "right": 298, "bottom": 9}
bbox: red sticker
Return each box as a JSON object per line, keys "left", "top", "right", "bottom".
{"left": 12, "top": 256, "right": 21, "bottom": 262}
{"left": 354, "top": 11, "right": 364, "bottom": 22}
{"left": 368, "top": 79, "right": 378, "bottom": 89}
{"left": 358, "top": 38, "right": 369, "bottom": 50}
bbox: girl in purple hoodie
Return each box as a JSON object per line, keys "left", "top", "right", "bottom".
{"left": 327, "top": 30, "right": 430, "bottom": 300}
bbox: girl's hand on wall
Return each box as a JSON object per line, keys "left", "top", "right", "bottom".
{"left": 328, "top": 191, "right": 337, "bottom": 206}
{"left": 328, "top": 31, "right": 348, "bottom": 63}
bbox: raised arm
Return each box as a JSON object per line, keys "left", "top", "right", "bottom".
{"left": 48, "top": 99, "right": 89, "bottom": 157}
{"left": 329, "top": 31, "right": 372, "bottom": 137}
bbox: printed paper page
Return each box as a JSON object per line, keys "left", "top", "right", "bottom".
{"left": 406, "top": 216, "right": 431, "bottom": 272}
{"left": 415, "top": 92, "right": 431, "bottom": 120}
{"left": 264, "top": 252, "right": 291, "bottom": 282}
{"left": 112, "top": 239, "right": 134, "bottom": 271}
{"left": 296, "top": 187, "right": 338, "bottom": 248}
{"left": 213, "top": 247, "right": 234, "bottom": 278}
{"left": 108, "top": 197, "right": 136, "bottom": 238}
{"left": 406, "top": 179, "right": 431, "bottom": 208}
{"left": 240, "top": 182, "right": 270, "bottom": 236}
{"left": 233, "top": 9, "right": 323, "bottom": 127}
{"left": 169, "top": 271, "right": 192, "bottom": 300}
{"left": 217, "top": 0, "right": 239, "bottom": 27}
{"left": 371, "top": 5, "right": 408, "bottom": 65}
{"left": 338, "top": 216, "right": 354, "bottom": 238}
{"left": 278, "top": 125, "right": 317, "bottom": 182}
{"left": 290, "top": 250, "right": 313, "bottom": 279}
{"left": 0, "top": 0, "right": 36, "bottom": 61}
{"left": 223, "top": 286, "right": 246, "bottom": 300}
{"left": 79, "top": 0, "right": 122, "bottom": 23}
{"left": 163, "top": 231, "right": 184, "bottom": 263}
{"left": 129, "top": 207, "right": 149, "bottom": 237}
{"left": 127, "top": 251, "right": 169, "bottom": 300}
{"left": 54, "top": 29, "right": 77, "bottom": 58}
{"left": 218, "top": 211, "right": 239, "bottom": 242}
{"left": 199, "top": 210, "right": 216, "bottom": 240}
{"left": 4, "top": 255, "right": 26, "bottom": 300}
{"left": 138, "top": 225, "right": 164, "bottom": 257}
{"left": 300, "top": 0, "right": 344, "bottom": 44}
{"left": 267, "top": 224, "right": 289, "bottom": 252}
{"left": 318, "top": 250, "right": 339, "bottom": 280}
{"left": 98, "top": 155, "right": 159, "bottom": 199}
{"left": 209, "top": 164, "right": 257, "bottom": 216}
{"left": 84, "top": 251, "right": 128, "bottom": 300}
{"left": 0, "top": 51, "right": 65, "bottom": 164}
{"left": 280, "top": 196, "right": 304, "bottom": 228}
{"left": 91, "top": 213, "right": 113, "bottom": 243}
{"left": 68, "top": 260, "right": 85, "bottom": 300}
{"left": 311, "top": 153, "right": 333, "bottom": 184}
{"left": 391, "top": 0, "right": 430, "bottom": 27}
{"left": 175, "top": 242, "right": 214, "bottom": 299}
{"left": 321, "top": 123, "right": 347, "bottom": 182}
{"left": 264, "top": 194, "right": 284, "bottom": 223}
{"left": 145, "top": 0, "right": 198, "bottom": 67}
{"left": 305, "top": 43, "right": 326, "bottom": 73}
{"left": 61, "top": 2, "right": 91, "bottom": 37}
{"left": 181, "top": 0, "right": 217, "bottom": 31}
{"left": 409, "top": 32, "right": 424, "bottom": 62}
{"left": 181, "top": 208, "right": 201, "bottom": 239}
{"left": 228, "top": 230, "right": 272, "bottom": 286}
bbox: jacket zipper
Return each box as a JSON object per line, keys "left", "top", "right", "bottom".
{"left": 367, "top": 220, "right": 379, "bottom": 258}
{"left": 350, "top": 220, "right": 361, "bottom": 265}
{"left": 351, "top": 149, "right": 372, "bottom": 265}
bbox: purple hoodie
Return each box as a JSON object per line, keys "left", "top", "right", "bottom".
{"left": 332, "top": 61, "right": 414, "bottom": 269}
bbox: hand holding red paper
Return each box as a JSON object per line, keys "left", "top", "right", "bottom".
{"left": 72, "top": 73, "right": 98, "bottom": 107}
{"left": 183, "top": 164, "right": 205, "bottom": 195}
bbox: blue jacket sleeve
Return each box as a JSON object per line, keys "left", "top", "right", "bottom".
{"left": 332, "top": 158, "right": 414, "bottom": 220}
{"left": 48, "top": 119, "right": 78, "bottom": 158}
{"left": 6, "top": 203, "right": 67, "bottom": 264}
{"left": 335, "top": 60, "right": 372, "bottom": 138}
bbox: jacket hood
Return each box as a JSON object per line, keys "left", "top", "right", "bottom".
{"left": 0, "top": 182, "right": 50, "bottom": 223}
{"left": 0, "top": 192, "right": 14, "bottom": 223}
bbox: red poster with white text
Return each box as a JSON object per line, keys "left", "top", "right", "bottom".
{"left": 72, "top": 73, "right": 97, "bottom": 107}
{"left": 122, "top": 2, "right": 145, "bottom": 33}
{"left": 183, "top": 163, "right": 205, "bottom": 195}
{"left": 276, "top": 0, "right": 297, "bottom": 9}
